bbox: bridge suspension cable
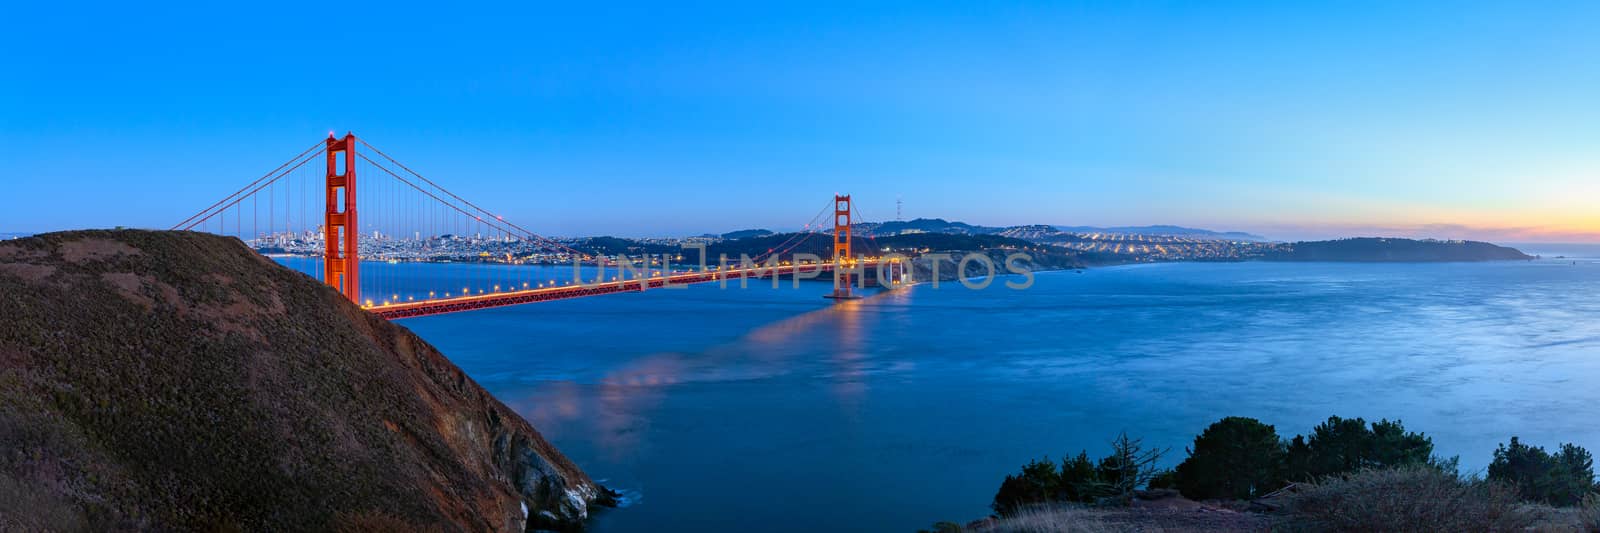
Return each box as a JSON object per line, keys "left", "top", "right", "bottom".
{"left": 171, "top": 142, "right": 323, "bottom": 231}
{"left": 174, "top": 133, "right": 876, "bottom": 317}
{"left": 749, "top": 199, "right": 834, "bottom": 264}
{"left": 357, "top": 138, "right": 586, "bottom": 257}
{"left": 849, "top": 203, "right": 885, "bottom": 256}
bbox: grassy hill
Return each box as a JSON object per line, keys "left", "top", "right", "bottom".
{"left": 0, "top": 230, "right": 612, "bottom": 531}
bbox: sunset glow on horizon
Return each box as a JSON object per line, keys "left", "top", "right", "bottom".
{"left": 4, "top": 2, "right": 1599, "bottom": 242}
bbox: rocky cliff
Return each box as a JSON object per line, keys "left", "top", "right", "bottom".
{"left": 0, "top": 230, "right": 612, "bottom": 531}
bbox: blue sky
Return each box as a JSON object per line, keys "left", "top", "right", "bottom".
{"left": 4, "top": 1, "right": 1599, "bottom": 240}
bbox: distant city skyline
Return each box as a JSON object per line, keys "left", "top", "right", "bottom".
{"left": 4, "top": 2, "right": 1599, "bottom": 242}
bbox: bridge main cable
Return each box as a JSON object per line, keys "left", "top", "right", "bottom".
{"left": 750, "top": 199, "right": 834, "bottom": 264}
{"left": 173, "top": 147, "right": 323, "bottom": 231}
{"left": 171, "top": 140, "right": 324, "bottom": 230}
{"left": 356, "top": 138, "right": 586, "bottom": 256}
{"left": 354, "top": 152, "right": 579, "bottom": 256}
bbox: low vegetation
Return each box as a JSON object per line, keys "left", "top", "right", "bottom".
{"left": 991, "top": 434, "right": 1165, "bottom": 515}
{"left": 1169, "top": 416, "right": 1287, "bottom": 500}
{"left": 1169, "top": 415, "right": 1452, "bottom": 500}
{"left": 0, "top": 230, "right": 612, "bottom": 531}
{"left": 1488, "top": 437, "right": 1597, "bottom": 506}
{"left": 936, "top": 415, "right": 1600, "bottom": 532}
{"left": 1284, "top": 465, "right": 1533, "bottom": 531}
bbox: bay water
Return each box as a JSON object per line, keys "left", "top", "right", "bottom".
{"left": 283, "top": 252, "right": 1600, "bottom": 531}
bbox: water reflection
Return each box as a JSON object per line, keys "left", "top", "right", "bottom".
{"left": 518, "top": 288, "right": 901, "bottom": 459}
{"left": 830, "top": 299, "right": 868, "bottom": 411}
{"left": 406, "top": 259, "right": 1600, "bottom": 532}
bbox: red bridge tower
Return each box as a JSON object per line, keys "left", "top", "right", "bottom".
{"left": 324, "top": 133, "right": 360, "bottom": 304}
{"left": 827, "top": 194, "right": 861, "bottom": 300}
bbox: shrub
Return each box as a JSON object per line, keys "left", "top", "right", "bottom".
{"left": 1173, "top": 416, "right": 1286, "bottom": 500}
{"left": 1145, "top": 469, "right": 1178, "bottom": 490}
{"left": 1487, "top": 437, "right": 1596, "bottom": 506}
{"left": 1285, "top": 465, "right": 1533, "bottom": 532}
{"left": 0, "top": 472, "right": 86, "bottom": 532}
{"left": 991, "top": 433, "right": 1166, "bottom": 515}
{"left": 1580, "top": 493, "right": 1600, "bottom": 531}
{"left": 1093, "top": 433, "right": 1166, "bottom": 503}
{"left": 1283, "top": 416, "right": 1437, "bottom": 481}
{"left": 993, "top": 458, "right": 1065, "bottom": 516}
{"left": 1553, "top": 443, "right": 1598, "bottom": 505}
{"left": 918, "top": 521, "right": 966, "bottom": 533}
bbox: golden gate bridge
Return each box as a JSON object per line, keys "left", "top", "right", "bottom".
{"left": 173, "top": 133, "right": 902, "bottom": 319}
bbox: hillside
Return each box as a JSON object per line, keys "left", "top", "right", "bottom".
{"left": 856, "top": 218, "right": 1001, "bottom": 236}
{"left": 720, "top": 228, "right": 774, "bottom": 240}
{"left": 570, "top": 235, "right": 676, "bottom": 256}
{"left": 1053, "top": 225, "right": 1266, "bottom": 241}
{"left": 1268, "top": 238, "right": 1532, "bottom": 262}
{"left": 703, "top": 231, "right": 1047, "bottom": 259}
{"left": 0, "top": 230, "right": 612, "bottom": 531}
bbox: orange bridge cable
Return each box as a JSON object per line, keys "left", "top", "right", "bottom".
{"left": 762, "top": 225, "right": 825, "bottom": 260}
{"left": 356, "top": 138, "right": 588, "bottom": 257}
{"left": 751, "top": 200, "right": 835, "bottom": 263}
{"left": 355, "top": 150, "right": 581, "bottom": 257}
{"left": 172, "top": 140, "right": 325, "bottom": 230}
{"left": 760, "top": 203, "right": 834, "bottom": 262}
{"left": 764, "top": 208, "right": 832, "bottom": 257}
{"left": 761, "top": 200, "right": 832, "bottom": 256}
{"left": 755, "top": 204, "right": 831, "bottom": 263}
{"left": 180, "top": 149, "right": 322, "bottom": 231}
{"left": 368, "top": 153, "right": 588, "bottom": 257}
{"left": 752, "top": 231, "right": 813, "bottom": 265}
{"left": 849, "top": 205, "right": 884, "bottom": 255}
{"left": 358, "top": 152, "right": 541, "bottom": 249}
{"left": 180, "top": 150, "right": 320, "bottom": 232}
{"left": 355, "top": 152, "right": 577, "bottom": 256}
{"left": 762, "top": 230, "right": 820, "bottom": 263}
{"left": 356, "top": 152, "right": 531, "bottom": 240}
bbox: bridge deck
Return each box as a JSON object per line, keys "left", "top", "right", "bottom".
{"left": 369, "top": 261, "right": 876, "bottom": 319}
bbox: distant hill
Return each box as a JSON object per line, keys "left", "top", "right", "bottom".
{"left": 997, "top": 225, "right": 1091, "bottom": 243}
{"left": 836, "top": 218, "right": 1265, "bottom": 241}
{"left": 0, "top": 230, "right": 611, "bottom": 531}
{"left": 721, "top": 228, "right": 774, "bottom": 240}
{"left": 1053, "top": 225, "right": 1267, "bottom": 241}
{"left": 1266, "top": 238, "right": 1532, "bottom": 262}
{"left": 703, "top": 231, "right": 1041, "bottom": 260}
{"left": 572, "top": 235, "right": 677, "bottom": 255}
{"left": 856, "top": 218, "right": 1003, "bottom": 236}
{"left": 697, "top": 230, "right": 1087, "bottom": 279}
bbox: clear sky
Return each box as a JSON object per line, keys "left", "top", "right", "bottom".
{"left": 3, "top": 1, "right": 1598, "bottom": 241}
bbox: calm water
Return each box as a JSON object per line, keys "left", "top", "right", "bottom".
{"left": 285, "top": 254, "right": 1600, "bottom": 531}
